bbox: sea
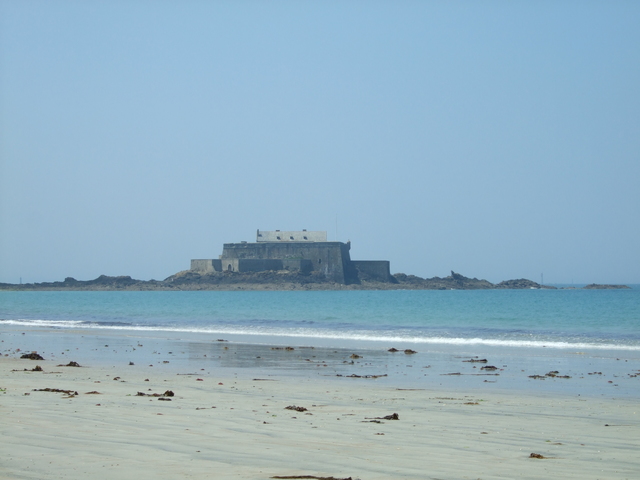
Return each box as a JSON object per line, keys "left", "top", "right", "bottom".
{"left": 2, "top": 288, "right": 639, "bottom": 397}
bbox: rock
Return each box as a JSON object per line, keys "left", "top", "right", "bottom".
{"left": 285, "top": 405, "right": 308, "bottom": 412}
{"left": 21, "top": 352, "right": 44, "bottom": 360}
{"left": 495, "top": 279, "right": 555, "bottom": 289}
{"left": 58, "top": 361, "right": 81, "bottom": 367}
{"left": 583, "top": 284, "right": 630, "bottom": 289}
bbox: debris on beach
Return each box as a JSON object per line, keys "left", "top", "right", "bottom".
{"left": 481, "top": 365, "right": 498, "bottom": 371}
{"left": 336, "top": 374, "right": 388, "bottom": 379}
{"left": 388, "top": 348, "right": 418, "bottom": 354}
{"left": 31, "top": 365, "right": 43, "bottom": 371}
{"left": 271, "top": 476, "right": 353, "bottom": 480}
{"left": 85, "top": 391, "right": 101, "bottom": 394}
{"left": 463, "top": 358, "right": 488, "bottom": 363}
{"left": 57, "top": 361, "right": 81, "bottom": 367}
{"left": 271, "top": 346, "right": 295, "bottom": 351}
{"left": 21, "top": 352, "right": 44, "bottom": 360}
{"left": 366, "top": 413, "right": 399, "bottom": 420}
{"left": 350, "top": 354, "right": 361, "bottom": 359}
{"left": 285, "top": 405, "right": 308, "bottom": 412}
{"left": 135, "top": 390, "right": 175, "bottom": 398}
{"left": 33, "top": 388, "right": 78, "bottom": 396}
{"left": 529, "top": 453, "right": 547, "bottom": 459}
{"left": 529, "top": 371, "right": 572, "bottom": 379}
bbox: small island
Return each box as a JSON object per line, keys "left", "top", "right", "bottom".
{"left": 583, "top": 284, "right": 631, "bottom": 290}
{"left": 1, "top": 230, "right": 630, "bottom": 291}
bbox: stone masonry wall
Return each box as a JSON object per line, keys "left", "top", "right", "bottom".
{"left": 221, "top": 242, "right": 351, "bottom": 283}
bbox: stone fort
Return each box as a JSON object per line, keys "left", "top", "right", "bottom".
{"left": 190, "top": 229, "right": 392, "bottom": 284}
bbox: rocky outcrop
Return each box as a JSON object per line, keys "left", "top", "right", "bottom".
{"left": 0, "top": 272, "right": 628, "bottom": 291}
{"left": 3, "top": 275, "right": 161, "bottom": 291}
{"left": 495, "top": 279, "right": 554, "bottom": 289}
{"left": 165, "top": 270, "right": 331, "bottom": 287}
{"left": 392, "top": 271, "right": 495, "bottom": 290}
{"left": 583, "top": 284, "right": 631, "bottom": 289}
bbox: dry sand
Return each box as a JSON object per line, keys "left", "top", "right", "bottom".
{"left": 1, "top": 355, "right": 638, "bottom": 480}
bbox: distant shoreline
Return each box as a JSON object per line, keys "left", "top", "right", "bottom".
{"left": 0, "top": 270, "right": 630, "bottom": 291}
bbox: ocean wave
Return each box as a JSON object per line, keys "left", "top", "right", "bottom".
{"left": 1, "top": 319, "right": 88, "bottom": 328}
{"left": 3, "top": 318, "right": 639, "bottom": 351}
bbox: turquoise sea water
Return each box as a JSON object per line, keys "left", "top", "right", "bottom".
{"left": 2, "top": 289, "right": 639, "bottom": 350}
{"left": 2, "top": 289, "right": 639, "bottom": 397}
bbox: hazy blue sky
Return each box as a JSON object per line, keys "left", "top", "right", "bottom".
{"left": 1, "top": 1, "right": 639, "bottom": 284}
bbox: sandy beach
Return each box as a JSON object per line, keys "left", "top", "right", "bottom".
{"left": 1, "top": 331, "right": 639, "bottom": 480}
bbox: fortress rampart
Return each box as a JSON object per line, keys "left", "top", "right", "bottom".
{"left": 190, "top": 230, "right": 392, "bottom": 284}
{"left": 256, "top": 229, "right": 326, "bottom": 242}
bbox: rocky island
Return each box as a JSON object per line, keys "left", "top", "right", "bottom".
{"left": 583, "top": 283, "right": 631, "bottom": 289}
{"left": 0, "top": 271, "right": 630, "bottom": 291}
{"left": 1, "top": 229, "right": 630, "bottom": 291}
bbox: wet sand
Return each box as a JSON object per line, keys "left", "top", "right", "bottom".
{"left": 1, "top": 331, "right": 639, "bottom": 479}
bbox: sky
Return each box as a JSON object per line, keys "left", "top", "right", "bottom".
{"left": 1, "top": 1, "right": 639, "bottom": 285}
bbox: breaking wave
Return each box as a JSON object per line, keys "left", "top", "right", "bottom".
{"left": 2, "top": 318, "right": 639, "bottom": 351}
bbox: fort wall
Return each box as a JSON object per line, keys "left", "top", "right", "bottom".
{"left": 351, "top": 260, "right": 392, "bottom": 283}
{"left": 191, "top": 259, "right": 214, "bottom": 273}
{"left": 190, "top": 230, "right": 391, "bottom": 284}
{"left": 191, "top": 259, "right": 222, "bottom": 273}
{"left": 256, "top": 230, "right": 326, "bottom": 242}
{"left": 221, "top": 242, "right": 351, "bottom": 283}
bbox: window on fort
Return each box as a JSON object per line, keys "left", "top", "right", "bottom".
{"left": 277, "top": 236, "right": 281, "bottom": 240}
{"left": 318, "top": 258, "right": 322, "bottom": 264}
{"left": 289, "top": 236, "right": 294, "bottom": 240}
{"left": 227, "top": 264, "right": 232, "bottom": 271}
{"left": 303, "top": 236, "right": 308, "bottom": 240}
